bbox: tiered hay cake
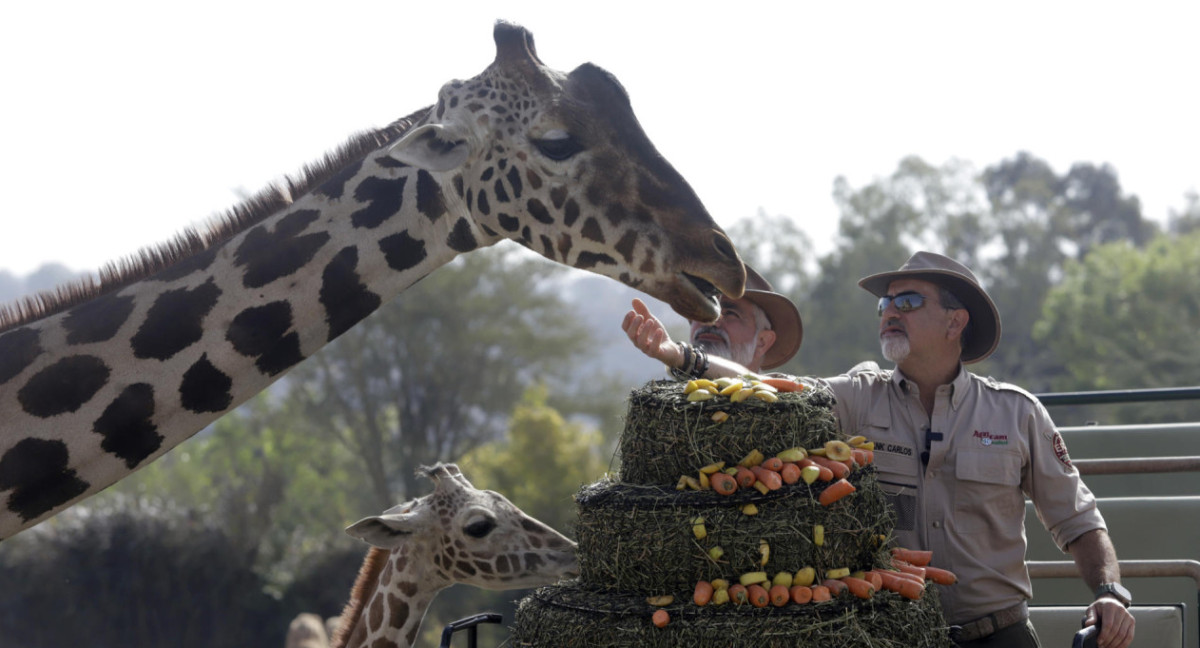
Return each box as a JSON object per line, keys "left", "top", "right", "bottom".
{"left": 510, "top": 380, "right": 953, "bottom": 648}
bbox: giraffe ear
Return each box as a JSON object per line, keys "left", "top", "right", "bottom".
{"left": 387, "top": 123, "right": 472, "bottom": 172}
{"left": 345, "top": 511, "right": 422, "bottom": 549}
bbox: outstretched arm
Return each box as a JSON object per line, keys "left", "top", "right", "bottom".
{"left": 621, "top": 299, "right": 757, "bottom": 380}
{"left": 1069, "top": 528, "right": 1135, "bottom": 648}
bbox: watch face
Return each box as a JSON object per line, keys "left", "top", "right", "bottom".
{"left": 1098, "top": 583, "right": 1131, "bottom": 606}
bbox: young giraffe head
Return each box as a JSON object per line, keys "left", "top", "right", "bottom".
{"left": 331, "top": 463, "right": 577, "bottom": 648}
{"left": 389, "top": 21, "right": 745, "bottom": 322}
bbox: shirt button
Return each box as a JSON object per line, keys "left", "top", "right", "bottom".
{"left": 932, "top": 521, "right": 942, "bottom": 528}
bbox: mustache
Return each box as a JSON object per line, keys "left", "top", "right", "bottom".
{"left": 693, "top": 325, "right": 730, "bottom": 346}
{"left": 880, "top": 317, "right": 906, "bottom": 335}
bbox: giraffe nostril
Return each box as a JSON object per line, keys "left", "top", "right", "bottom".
{"left": 711, "top": 230, "right": 739, "bottom": 263}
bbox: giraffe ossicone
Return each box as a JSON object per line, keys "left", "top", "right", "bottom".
{"left": 0, "top": 20, "right": 745, "bottom": 540}
{"left": 329, "top": 463, "right": 577, "bottom": 648}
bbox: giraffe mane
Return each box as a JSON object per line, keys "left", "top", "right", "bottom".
{"left": 0, "top": 105, "right": 432, "bottom": 334}
{"left": 330, "top": 546, "right": 392, "bottom": 648}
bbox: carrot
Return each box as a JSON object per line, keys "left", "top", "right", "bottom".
{"left": 863, "top": 571, "right": 883, "bottom": 592}
{"left": 760, "top": 456, "right": 784, "bottom": 472}
{"left": 752, "top": 466, "right": 783, "bottom": 491}
{"left": 747, "top": 583, "right": 770, "bottom": 608}
{"left": 769, "top": 584, "right": 790, "bottom": 607}
{"left": 652, "top": 609, "right": 670, "bottom": 628}
{"left": 852, "top": 448, "right": 875, "bottom": 466}
{"left": 780, "top": 462, "right": 801, "bottom": 484}
{"left": 891, "top": 548, "right": 933, "bottom": 566}
{"left": 694, "top": 580, "right": 714, "bottom": 606}
{"left": 821, "top": 578, "right": 848, "bottom": 596}
{"left": 798, "top": 459, "right": 834, "bottom": 482}
{"left": 733, "top": 466, "right": 756, "bottom": 489}
{"left": 728, "top": 584, "right": 748, "bottom": 605}
{"left": 818, "top": 478, "right": 857, "bottom": 506}
{"left": 709, "top": 472, "right": 738, "bottom": 495}
{"left": 873, "top": 570, "right": 924, "bottom": 600}
{"left": 892, "top": 561, "right": 927, "bottom": 580}
{"left": 924, "top": 565, "right": 958, "bottom": 585}
{"left": 761, "top": 377, "right": 805, "bottom": 392}
{"left": 810, "top": 455, "right": 850, "bottom": 479}
{"left": 841, "top": 576, "right": 875, "bottom": 599}
{"left": 789, "top": 584, "right": 814, "bottom": 604}
{"left": 810, "top": 585, "right": 832, "bottom": 602}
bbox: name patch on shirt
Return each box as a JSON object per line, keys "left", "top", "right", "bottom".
{"left": 973, "top": 430, "right": 1009, "bottom": 446}
{"left": 883, "top": 444, "right": 913, "bottom": 456}
{"left": 1052, "top": 431, "right": 1072, "bottom": 467}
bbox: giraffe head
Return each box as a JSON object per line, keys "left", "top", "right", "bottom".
{"left": 345, "top": 463, "right": 578, "bottom": 590}
{"left": 387, "top": 21, "right": 744, "bottom": 322}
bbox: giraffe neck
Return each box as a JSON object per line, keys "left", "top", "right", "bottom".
{"left": 335, "top": 545, "right": 451, "bottom": 648}
{"left": 0, "top": 111, "right": 496, "bottom": 538}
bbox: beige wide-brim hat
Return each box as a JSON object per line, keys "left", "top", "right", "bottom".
{"left": 857, "top": 251, "right": 1001, "bottom": 364}
{"left": 741, "top": 266, "right": 803, "bottom": 370}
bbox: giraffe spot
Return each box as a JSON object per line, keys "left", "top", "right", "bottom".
{"left": 179, "top": 354, "right": 233, "bottom": 414}
{"left": 480, "top": 223, "right": 498, "bottom": 238}
{"left": 524, "top": 552, "right": 545, "bottom": 573}
{"left": 526, "top": 198, "right": 554, "bottom": 225}
{"left": 614, "top": 229, "right": 638, "bottom": 264}
{"left": 492, "top": 178, "right": 509, "bottom": 203}
{"left": 234, "top": 210, "right": 330, "bottom": 288}
{"left": 452, "top": 174, "right": 464, "bottom": 198}
{"left": 379, "top": 231, "right": 428, "bottom": 274}
{"left": 539, "top": 235, "right": 555, "bottom": 259}
{"left": 495, "top": 554, "right": 511, "bottom": 574}
{"left": 0, "top": 438, "right": 90, "bottom": 522}
{"left": 520, "top": 226, "right": 533, "bottom": 245}
{"left": 397, "top": 581, "right": 419, "bottom": 597}
{"left": 605, "top": 203, "right": 628, "bottom": 226}
{"left": 640, "top": 256, "right": 657, "bottom": 275}
{"left": 525, "top": 168, "right": 543, "bottom": 190}
{"left": 151, "top": 247, "right": 218, "bottom": 283}
{"left": 368, "top": 595, "right": 385, "bottom": 632}
{"left": 505, "top": 166, "right": 523, "bottom": 199}
{"left": 64, "top": 293, "right": 136, "bottom": 345}
{"left": 480, "top": 166, "right": 494, "bottom": 182}
{"left": 314, "top": 159, "right": 365, "bottom": 200}
{"left": 131, "top": 279, "right": 221, "bottom": 360}
{"left": 388, "top": 594, "right": 410, "bottom": 632}
{"left": 575, "top": 252, "right": 617, "bottom": 270}
{"left": 549, "top": 186, "right": 567, "bottom": 210}
{"left": 18, "top": 355, "right": 110, "bottom": 418}
{"left": 350, "top": 176, "right": 407, "bottom": 229}
{"left": 580, "top": 218, "right": 605, "bottom": 244}
{"left": 563, "top": 198, "right": 581, "bottom": 227}
{"left": 465, "top": 188, "right": 474, "bottom": 212}
{"left": 476, "top": 188, "right": 491, "bottom": 216}
{"left": 0, "top": 327, "right": 41, "bottom": 385}
{"left": 226, "top": 301, "right": 304, "bottom": 376}
{"left": 92, "top": 383, "right": 162, "bottom": 469}
{"left": 474, "top": 560, "right": 494, "bottom": 574}
{"left": 497, "top": 213, "right": 519, "bottom": 233}
{"left": 321, "top": 247, "right": 383, "bottom": 342}
{"left": 416, "top": 170, "right": 446, "bottom": 222}
{"left": 446, "top": 218, "right": 478, "bottom": 253}
{"left": 556, "top": 234, "right": 573, "bottom": 261}
{"left": 455, "top": 560, "right": 477, "bottom": 576}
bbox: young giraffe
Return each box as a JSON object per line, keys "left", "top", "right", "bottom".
{"left": 330, "top": 463, "right": 577, "bottom": 648}
{"left": 0, "top": 21, "right": 745, "bottom": 540}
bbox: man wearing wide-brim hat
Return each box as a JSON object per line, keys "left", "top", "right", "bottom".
{"left": 622, "top": 265, "right": 802, "bottom": 377}
{"left": 829, "top": 251, "right": 1134, "bottom": 648}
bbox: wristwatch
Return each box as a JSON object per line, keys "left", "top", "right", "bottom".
{"left": 1094, "top": 582, "right": 1132, "bottom": 608}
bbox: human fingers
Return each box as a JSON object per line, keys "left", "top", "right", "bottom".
{"left": 1097, "top": 605, "right": 1135, "bottom": 648}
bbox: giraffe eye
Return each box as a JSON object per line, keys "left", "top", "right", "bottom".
{"left": 532, "top": 132, "right": 584, "bottom": 161}
{"left": 464, "top": 516, "right": 497, "bottom": 538}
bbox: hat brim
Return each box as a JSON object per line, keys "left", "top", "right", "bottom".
{"left": 741, "top": 289, "right": 803, "bottom": 370}
{"left": 858, "top": 269, "right": 1001, "bottom": 364}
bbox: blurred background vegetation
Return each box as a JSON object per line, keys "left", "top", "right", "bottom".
{"left": 1, "top": 151, "right": 1197, "bottom": 647}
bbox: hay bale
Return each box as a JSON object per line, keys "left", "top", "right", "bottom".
{"left": 509, "top": 580, "right": 955, "bottom": 648}
{"left": 618, "top": 381, "right": 839, "bottom": 486}
{"left": 576, "top": 468, "right": 895, "bottom": 591}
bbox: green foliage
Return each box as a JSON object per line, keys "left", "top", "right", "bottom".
{"left": 1034, "top": 233, "right": 1200, "bottom": 423}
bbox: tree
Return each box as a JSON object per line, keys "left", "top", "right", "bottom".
{"left": 1034, "top": 232, "right": 1200, "bottom": 423}
{"left": 285, "top": 244, "right": 592, "bottom": 509}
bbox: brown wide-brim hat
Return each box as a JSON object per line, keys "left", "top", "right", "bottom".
{"left": 741, "top": 266, "right": 803, "bottom": 370}
{"left": 857, "top": 251, "right": 1001, "bottom": 364}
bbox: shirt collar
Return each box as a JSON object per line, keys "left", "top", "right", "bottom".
{"left": 890, "top": 363, "right": 971, "bottom": 410}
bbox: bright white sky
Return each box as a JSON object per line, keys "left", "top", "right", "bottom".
{"left": 0, "top": 1, "right": 1196, "bottom": 276}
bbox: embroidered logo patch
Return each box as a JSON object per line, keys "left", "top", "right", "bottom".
{"left": 1052, "top": 431, "right": 1072, "bottom": 467}
{"left": 973, "top": 430, "right": 1009, "bottom": 446}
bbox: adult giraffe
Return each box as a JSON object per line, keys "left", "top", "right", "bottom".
{"left": 0, "top": 21, "right": 744, "bottom": 540}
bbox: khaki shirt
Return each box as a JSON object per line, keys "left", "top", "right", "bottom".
{"left": 814, "top": 364, "right": 1105, "bottom": 625}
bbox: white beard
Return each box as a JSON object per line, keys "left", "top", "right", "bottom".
{"left": 881, "top": 335, "right": 910, "bottom": 364}
{"left": 694, "top": 332, "right": 759, "bottom": 367}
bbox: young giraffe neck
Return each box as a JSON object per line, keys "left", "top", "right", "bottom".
{"left": 334, "top": 546, "right": 448, "bottom": 648}
{"left": 0, "top": 113, "right": 490, "bottom": 538}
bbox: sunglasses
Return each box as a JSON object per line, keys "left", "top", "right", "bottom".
{"left": 877, "top": 291, "right": 928, "bottom": 316}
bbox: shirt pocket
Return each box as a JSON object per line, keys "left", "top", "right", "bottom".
{"left": 874, "top": 444, "right": 921, "bottom": 532}
{"left": 953, "top": 449, "right": 1025, "bottom": 534}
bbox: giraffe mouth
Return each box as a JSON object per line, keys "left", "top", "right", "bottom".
{"left": 683, "top": 273, "right": 721, "bottom": 307}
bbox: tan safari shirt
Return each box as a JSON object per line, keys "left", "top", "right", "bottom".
{"left": 814, "top": 364, "right": 1106, "bottom": 625}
